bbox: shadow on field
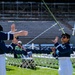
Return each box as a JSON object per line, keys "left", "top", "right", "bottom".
{"left": 6, "top": 68, "right": 14, "bottom": 71}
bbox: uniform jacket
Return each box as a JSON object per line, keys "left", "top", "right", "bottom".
{"left": 53, "top": 42, "right": 72, "bottom": 57}
{"left": 0, "top": 31, "right": 13, "bottom": 54}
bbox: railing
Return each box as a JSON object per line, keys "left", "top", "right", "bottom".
{"left": 0, "top": 2, "right": 75, "bottom": 21}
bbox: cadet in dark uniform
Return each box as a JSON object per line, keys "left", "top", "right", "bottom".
{"left": 0, "top": 25, "right": 28, "bottom": 75}
{"left": 51, "top": 33, "right": 73, "bottom": 75}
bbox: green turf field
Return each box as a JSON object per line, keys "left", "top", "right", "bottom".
{"left": 6, "top": 54, "right": 75, "bottom": 75}
{"left": 6, "top": 65, "right": 75, "bottom": 75}
{"left": 6, "top": 65, "right": 58, "bottom": 75}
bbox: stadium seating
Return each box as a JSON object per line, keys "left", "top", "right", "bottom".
{"left": 0, "top": 21, "right": 73, "bottom": 44}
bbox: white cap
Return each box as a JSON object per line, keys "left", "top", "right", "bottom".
{"left": 18, "top": 41, "right": 22, "bottom": 44}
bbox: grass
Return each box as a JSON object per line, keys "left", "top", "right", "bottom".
{"left": 6, "top": 65, "right": 75, "bottom": 75}
{"left": 6, "top": 55, "right": 75, "bottom": 75}
{"left": 6, "top": 65, "right": 58, "bottom": 75}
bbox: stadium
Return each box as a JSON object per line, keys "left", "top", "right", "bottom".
{"left": 0, "top": 0, "right": 75, "bottom": 75}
